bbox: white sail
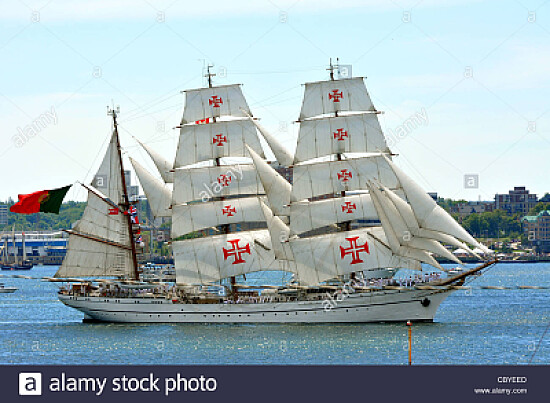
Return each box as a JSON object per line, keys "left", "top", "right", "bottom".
{"left": 55, "top": 188, "right": 134, "bottom": 278}
{"left": 371, "top": 181, "right": 465, "bottom": 264}
{"left": 171, "top": 197, "right": 265, "bottom": 238}
{"left": 299, "top": 77, "right": 375, "bottom": 120}
{"left": 289, "top": 193, "right": 378, "bottom": 235}
{"left": 172, "top": 164, "right": 264, "bottom": 205}
{"left": 367, "top": 181, "right": 446, "bottom": 270}
{"left": 55, "top": 235, "right": 132, "bottom": 278}
{"left": 383, "top": 155, "right": 491, "bottom": 253}
{"left": 259, "top": 201, "right": 295, "bottom": 262}
{"left": 294, "top": 113, "right": 389, "bottom": 164}
{"left": 246, "top": 117, "right": 294, "bottom": 166}
{"left": 56, "top": 129, "right": 135, "bottom": 278}
{"left": 182, "top": 84, "right": 252, "bottom": 124}
{"left": 135, "top": 139, "right": 174, "bottom": 183}
{"left": 173, "top": 229, "right": 280, "bottom": 284}
{"left": 289, "top": 227, "right": 420, "bottom": 285}
{"left": 246, "top": 145, "right": 292, "bottom": 216}
{"left": 174, "top": 119, "right": 264, "bottom": 168}
{"left": 91, "top": 132, "right": 124, "bottom": 202}
{"left": 130, "top": 157, "right": 172, "bottom": 218}
{"left": 73, "top": 190, "right": 130, "bottom": 244}
{"left": 291, "top": 154, "right": 401, "bottom": 201}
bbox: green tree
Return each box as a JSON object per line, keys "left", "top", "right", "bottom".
{"left": 527, "top": 202, "right": 550, "bottom": 216}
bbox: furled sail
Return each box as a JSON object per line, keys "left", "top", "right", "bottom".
{"left": 291, "top": 154, "right": 402, "bottom": 201}
{"left": 173, "top": 229, "right": 280, "bottom": 284}
{"left": 299, "top": 77, "right": 376, "bottom": 121}
{"left": 129, "top": 157, "right": 172, "bottom": 218}
{"left": 294, "top": 113, "right": 389, "bottom": 164}
{"left": 135, "top": 138, "right": 174, "bottom": 183}
{"left": 174, "top": 119, "right": 264, "bottom": 168}
{"left": 181, "top": 84, "right": 252, "bottom": 124}
{"left": 172, "top": 164, "right": 264, "bottom": 205}
{"left": 171, "top": 197, "right": 265, "bottom": 238}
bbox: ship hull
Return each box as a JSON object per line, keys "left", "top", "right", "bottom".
{"left": 1, "top": 263, "right": 33, "bottom": 270}
{"left": 58, "top": 288, "right": 453, "bottom": 323}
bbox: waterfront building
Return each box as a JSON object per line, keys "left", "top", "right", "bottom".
{"left": 0, "top": 231, "right": 67, "bottom": 264}
{"left": 452, "top": 201, "right": 495, "bottom": 217}
{"left": 522, "top": 210, "right": 550, "bottom": 253}
{"left": 495, "top": 186, "right": 537, "bottom": 214}
{"left": 0, "top": 204, "right": 7, "bottom": 226}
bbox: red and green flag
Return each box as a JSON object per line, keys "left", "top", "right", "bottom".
{"left": 10, "top": 185, "right": 71, "bottom": 215}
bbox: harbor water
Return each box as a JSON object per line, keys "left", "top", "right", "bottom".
{"left": 0, "top": 263, "right": 548, "bottom": 365}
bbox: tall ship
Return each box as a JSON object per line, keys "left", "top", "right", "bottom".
{"left": 56, "top": 63, "right": 496, "bottom": 323}
{"left": 1, "top": 227, "right": 33, "bottom": 271}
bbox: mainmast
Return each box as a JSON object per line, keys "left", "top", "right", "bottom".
{"left": 168, "top": 68, "right": 279, "bottom": 286}
{"left": 108, "top": 106, "right": 140, "bottom": 281}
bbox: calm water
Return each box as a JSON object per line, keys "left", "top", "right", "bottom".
{"left": 0, "top": 264, "right": 548, "bottom": 365}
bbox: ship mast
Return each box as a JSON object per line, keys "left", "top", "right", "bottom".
{"left": 12, "top": 225, "right": 17, "bottom": 265}
{"left": 108, "top": 106, "right": 140, "bottom": 281}
{"left": 330, "top": 58, "right": 354, "bottom": 279}
{"left": 205, "top": 65, "right": 238, "bottom": 297}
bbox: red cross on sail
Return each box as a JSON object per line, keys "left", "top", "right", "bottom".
{"left": 209, "top": 95, "right": 223, "bottom": 107}
{"left": 341, "top": 202, "right": 356, "bottom": 214}
{"left": 217, "top": 174, "right": 232, "bottom": 187}
{"left": 337, "top": 169, "right": 352, "bottom": 182}
{"left": 212, "top": 134, "right": 227, "bottom": 146}
{"left": 222, "top": 205, "right": 236, "bottom": 217}
{"left": 333, "top": 128, "right": 348, "bottom": 141}
{"left": 328, "top": 89, "right": 343, "bottom": 102}
{"left": 223, "top": 239, "right": 251, "bottom": 264}
{"left": 340, "top": 236, "right": 370, "bottom": 264}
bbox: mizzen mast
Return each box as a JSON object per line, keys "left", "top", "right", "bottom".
{"left": 108, "top": 106, "right": 140, "bottom": 281}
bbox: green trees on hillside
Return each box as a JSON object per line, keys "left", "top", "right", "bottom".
{"left": 527, "top": 202, "right": 550, "bottom": 216}
{"left": 0, "top": 201, "right": 86, "bottom": 231}
{"left": 460, "top": 210, "right": 522, "bottom": 238}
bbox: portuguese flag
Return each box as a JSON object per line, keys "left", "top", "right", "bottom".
{"left": 10, "top": 185, "right": 71, "bottom": 215}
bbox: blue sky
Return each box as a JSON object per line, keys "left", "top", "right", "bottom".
{"left": 1, "top": 0, "right": 549, "bottom": 202}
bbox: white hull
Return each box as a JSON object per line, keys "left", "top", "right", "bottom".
{"left": 59, "top": 288, "right": 453, "bottom": 323}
